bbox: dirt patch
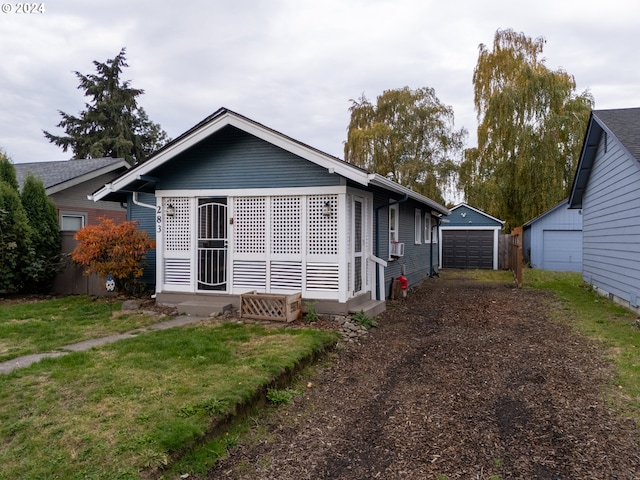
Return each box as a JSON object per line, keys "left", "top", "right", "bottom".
{"left": 199, "top": 272, "right": 640, "bottom": 479}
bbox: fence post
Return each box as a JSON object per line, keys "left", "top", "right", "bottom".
{"left": 510, "top": 226, "right": 523, "bottom": 287}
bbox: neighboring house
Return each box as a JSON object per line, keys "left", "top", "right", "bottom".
{"left": 523, "top": 199, "right": 583, "bottom": 272}
{"left": 439, "top": 203, "right": 504, "bottom": 270}
{"left": 569, "top": 107, "right": 640, "bottom": 313}
{"left": 15, "top": 157, "right": 130, "bottom": 295}
{"left": 92, "top": 108, "right": 450, "bottom": 315}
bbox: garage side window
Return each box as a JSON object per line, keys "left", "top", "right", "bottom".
{"left": 414, "top": 209, "right": 422, "bottom": 244}
{"left": 424, "top": 213, "right": 431, "bottom": 243}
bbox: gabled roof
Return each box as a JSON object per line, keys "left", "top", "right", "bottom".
{"left": 523, "top": 199, "right": 570, "bottom": 227}
{"left": 14, "top": 157, "right": 130, "bottom": 195}
{"left": 92, "top": 108, "right": 450, "bottom": 215}
{"left": 448, "top": 203, "right": 505, "bottom": 225}
{"left": 569, "top": 108, "right": 640, "bottom": 209}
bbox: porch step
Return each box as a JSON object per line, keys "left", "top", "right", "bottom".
{"left": 176, "top": 301, "right": 234, "bottom": 317}
{"left": 348, "top": 300, "right": 386, "bottom": 318}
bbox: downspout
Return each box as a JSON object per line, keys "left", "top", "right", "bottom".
{"left": 132, "top": 192, "right": 156, "bottom": 210}
{"left": 374, "top": 194, "right": 408, "bottom": 300}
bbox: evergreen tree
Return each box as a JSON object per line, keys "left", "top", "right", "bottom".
{"left": 459, "top": 29, "right": 593, "bottom": 230}
{"left": 44, "top": 48, "right": 170, "bottom": 166}
{"left": 0, "top": 182, "right": 32, "bottom": 293}
{"left": 0, "top": 149, "right": 19, "bottom": 191}
{"left": 21, "top": 173, "right": 61, "bottom": 292}
{"left": 344, "top": 87, "right": 466, "bottom": 204}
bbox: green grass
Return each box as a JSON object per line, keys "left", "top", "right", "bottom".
{"left": 0, "top": 296, "right": 165, "bottom": 361}
{"left": 523, "top": 269, "right": 640, "bottom": 420}
{"left": 0, "top": 320, "right": 338, "bottom": 479}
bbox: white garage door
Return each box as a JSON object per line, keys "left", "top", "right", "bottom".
{"left": 542, "top": 230, "right": 582, "bottom": 272}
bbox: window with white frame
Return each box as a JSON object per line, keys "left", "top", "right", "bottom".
{"left": 60, "top": 212, "right": 86, "bottom": 231}
{"left": 424, "top": 213, "right": 432, "bottom": 243}
{"left": 415, "top": 209, "right": 422, "bottom": 244}
{"left": 389, "top": 202, "right": 399, "bottom": 257}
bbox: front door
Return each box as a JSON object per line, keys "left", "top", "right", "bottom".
{"left": 197, "top": 198, "right": 228, "bottom": 291}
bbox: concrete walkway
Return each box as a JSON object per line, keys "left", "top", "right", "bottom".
{"left": 0, "top": 315, "right": 207, "bottom": 375}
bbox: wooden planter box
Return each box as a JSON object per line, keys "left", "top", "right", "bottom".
{"left": 240, "top": 291, "right": 302, "bottom": 322}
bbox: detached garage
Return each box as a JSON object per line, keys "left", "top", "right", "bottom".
{"left": 523, "top": 200, "right": 582, "bottom": 272}
{"left": 439, "top": 203, "right": 504, "bottom": 270}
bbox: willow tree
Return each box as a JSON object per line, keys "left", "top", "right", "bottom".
{"left": 459, "top": 29, "right": 593, "bottom": 230}
{"left": 344, "top": 86, "right": 466, "bottom": 204}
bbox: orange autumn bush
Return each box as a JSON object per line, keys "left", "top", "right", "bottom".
{"left": 71, "top": 218, "right": 155, "bottom": 295}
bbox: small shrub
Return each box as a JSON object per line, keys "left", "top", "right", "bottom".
{"left": 71, "top": 217, "right": 155, "bottom": 296}
{"left": 304, "top": 302, "right": 319, "bottom": 323}
{"left": 352, "top": 310, "right": 377, "bottom": 329}
{"left": 266, "top": 388, "right": 300, "bottom": 405}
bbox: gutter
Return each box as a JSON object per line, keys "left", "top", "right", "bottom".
{"left": 374, "top": 194, "right": 409, "bottom": 300}
{"left": 132, "top": 192, "right": 156, "bottom": 210}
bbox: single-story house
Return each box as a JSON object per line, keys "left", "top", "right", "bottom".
{"left": 439, "top": 203, "right": 504, "bottom": 270}
{"left": 569, "top": 107, "right": 640, "bottom": 312}
{"left": 15, "top": 157, "right": 130, "bottom": 295}
{"left": 92, "top": 108, "right": 450, "bottom": 316}
{"left": 523, "top": 199, "right": 583, "bottom": 272}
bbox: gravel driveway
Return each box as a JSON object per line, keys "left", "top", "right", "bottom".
{"left": 199, "top": 272, "right": 640, "bottom": 479}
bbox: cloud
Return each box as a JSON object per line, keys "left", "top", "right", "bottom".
{"left": 1, "top": 0, "right": 639, "bottom": 163}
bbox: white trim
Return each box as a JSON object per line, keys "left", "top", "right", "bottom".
{"left": 92, "top": 110, "right": 371, "bottom": 202}
{"left": 156, "top": 185, "right": 346, "bottom": 198}
{"left": 414, "top": 209, "right": 422, "bottom": 245}
{"left": 449, "top": 203, "right": 505, "bottom": 225}
{"left": 438, "top": 225, "right": 502, "bottom": 270}
{"left": 369, "top": 174, "right": 450, "bottom": 215}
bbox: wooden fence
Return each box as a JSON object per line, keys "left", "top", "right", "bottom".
{"left": 498, "top": 227, "right": 523, "bottom": 287}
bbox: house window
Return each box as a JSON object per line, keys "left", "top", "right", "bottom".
{"left": 389, "top": 202, "right": 399, "bottom": 257}
{"left": 60, "top": 213, "right": 86, "bottom": 231}
{"left": 415, "top": 209, "right": 422, "bottom": 244}
{"left": 424, "top": 213, "right": 432, "bottom": 243}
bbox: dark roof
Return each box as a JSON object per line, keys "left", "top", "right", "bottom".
{"left": 569, "top": 108, "right": 640, "bottom": 209}
{"left": 92, "top": 108, "right": 450, "bottom": 215}
{"left": 594, "top": 108, "right": 640, "bottom": 161}
{"left": 14, "top": 157, "right": 129, "bottom": 194}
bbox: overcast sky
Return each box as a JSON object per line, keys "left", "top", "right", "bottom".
{"left": 1, "top": 0, "right": 639, "bottom": 164}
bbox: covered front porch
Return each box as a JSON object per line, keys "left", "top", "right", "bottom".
{"left": 154, "top": 186, "right": 387, "bottom": 316}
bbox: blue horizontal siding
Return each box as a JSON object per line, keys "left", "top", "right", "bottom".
{"left": 582, "top": 131, "right": 640, "bottom": 305}
{"left": 155, "top": 126, "right": 341, "bottom": 190}
{"left": 447, "top": 204, "right": 502, "bottom": 227}
{"left": 127, "top": 192, "right": 157, "bottom": 287}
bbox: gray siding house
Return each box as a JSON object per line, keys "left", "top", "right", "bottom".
{"left": 569, "top": 107, "right": 640, "bottom": 312}
{"left": 15, "top": 158, "right": 130, "bottom": 295}
{"left": 523, "top": 200, "right": 583, "bottom": 272}
{"left": 439, "top": 203, "right": 504, "bottom": 270}
{"left": 93, "top": 108, "right": 449, "bottom": 315}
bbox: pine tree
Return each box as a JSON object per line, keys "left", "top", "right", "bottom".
{"left": 44, "top": 48, "right": 169, "bottom": 166}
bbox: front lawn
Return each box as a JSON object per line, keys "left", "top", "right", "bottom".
{"left": 0, "top": 296, "right": 162, "bottom": 362}
{"left": 0, "top": 318, "right": 338, "bottom": 479}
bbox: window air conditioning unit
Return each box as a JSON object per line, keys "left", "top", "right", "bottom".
{"left": 390, "top": 241, "right": 405, "bottom": 257}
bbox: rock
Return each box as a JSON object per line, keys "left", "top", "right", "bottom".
{"left": 121, "top": 299, "right": 142, "bottom": 311}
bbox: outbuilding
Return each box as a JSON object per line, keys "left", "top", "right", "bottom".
{"left": 439, "top": 203, "right": 504, "bottom": 270}
{"left": 523, "top": 200, "right": 582, "bottom": 272}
